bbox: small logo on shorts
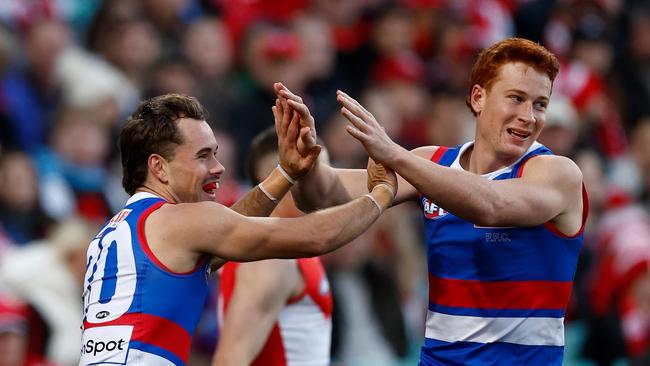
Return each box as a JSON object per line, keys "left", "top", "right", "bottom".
{"left": 96, "top": 311, "right": 110, "bottom": 319}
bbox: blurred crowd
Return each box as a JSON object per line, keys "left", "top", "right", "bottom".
{"left": 0, "top": 0, "right": 649, "bottom": 365}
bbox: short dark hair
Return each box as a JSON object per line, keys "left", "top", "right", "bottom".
{"left": 119, "top": 94, "right": 206, "bottom": 195}
{"left": 466, "top": 38, "right": 560, "bottom": 116}
{"left": 246, "top": 126, "right": 278, "bottom": 185}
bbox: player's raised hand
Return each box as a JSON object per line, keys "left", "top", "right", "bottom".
{"left": 366, "top": 158, "right": 397, "bottom": 203}
{"left": 272, "top": 96, "right": 321, "bottom": 181}
{"left": 274, "top": 82, "right": 317, "bottom": 156}
{"left": 337, "top": 90, "right": 401, "bottom": 165}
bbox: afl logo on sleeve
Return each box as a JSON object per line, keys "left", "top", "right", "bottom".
{"left": 421, "top": 197, "right": 448, "bottom": 219}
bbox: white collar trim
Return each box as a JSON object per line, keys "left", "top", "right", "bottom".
{"left": 126, "top": 192, "right": 162, "bottom": 205}
{"left": 449, "top": 141, "right": 542, "bottom": 180}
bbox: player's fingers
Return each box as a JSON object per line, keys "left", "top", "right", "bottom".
{"left": 281, "top": 99, "right": 293, "bottom": 131}
{"left": 305, "top": 144, "right": 322, "bottom": 165}
{"left": 273, "top": 105, "right": 281, "bottom": 135}
{"left": 299, "top": 126, "right": 317, "bottom": 148}
{"left": 337, "top": 90, "right": 372, "bottom": 118}
{"left": 345, "top": 124, "right": 367, "bottom": 143}
{"left": 273, "top": 99, "right": 282, "bottom": 124}
{"left": 286, "top": 99, "right": 314, "bottom": 127}
{"left": 287, "top": 110, "right": 300, "bottom": 141}
{"left": 337, "top": 95, "right": 371, "bottom": 123}
{"left": 276, "top": 99, "right": 290, "bottom": 137}
{"left": 278, "top": 85, "right": 304, "bottom": 104}
{"left": 340, "top": 107, "right": 368, "bottom": 132}
{"left": 274, "top": 82, "right": 285, "bottom": 97}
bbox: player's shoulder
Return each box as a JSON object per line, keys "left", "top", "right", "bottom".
{"left": 411, "top": 145, "right": 441, "bottom": 159}
{"left": 524, "top": 154, "right": 583, "bottom": 183}
{"left": 158, "top": 200, "right": 228, "bottom": 217}
{"left": 147, "top": 201, "right": 230, "bottom": 237}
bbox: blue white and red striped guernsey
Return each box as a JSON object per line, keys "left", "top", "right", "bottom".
{"left": 80, "top": 192, "right": 210, "bottom": 365}
{"left": 419, "top": 141, "right": 588, "bottom": 366}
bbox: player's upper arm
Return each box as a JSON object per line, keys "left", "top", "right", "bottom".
{"left": 155, "top": 202, "right": 324, "bottom": 261}
{"left": 489, "top": 154, "right": 583, "bottom": 228}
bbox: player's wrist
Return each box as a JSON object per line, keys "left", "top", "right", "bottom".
{"left": 258, "top": 167, "right": 294, "bottom": 203}
{"left": 276, "top": 164, "right": 298, "bottom": 185}
{"left": 368, "top": 184, "right": 394, "bottom": 212}
{"left": 372, "top": 183, "right": 395, "bottom": 199}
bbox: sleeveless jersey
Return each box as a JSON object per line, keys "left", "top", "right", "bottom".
{"left": 219, "top": 257, "right": 333, "bottom": 366}
{"left": 80, "top": 192, "right": 210, "bottom": 366}
{"left": 419, "top": 142, "right": 588, "bottom": 366}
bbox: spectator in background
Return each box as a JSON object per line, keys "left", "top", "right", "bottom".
{"left": 0, "top": 217, "right": 98, "bottom": 365}
{"left": 322, "top": 111, "right": 369, "bottom": 169}
{"left": 54, "top": 45, "right": 137, "bottom": 122}
{"left": 0, "top": 151, "right": 49, "bottom": 245}
{"left": 182, "top": 17, "right": 237, "bottom": 129}
{"left": 34, "top": 106, "right": 114, "bottom": 222}
{"left": 0, "top": 24, "right": 14, "bottom": 150}
{"left": 146, "top": 57, "right": 199, "bottom": 98}
{"left": 537, "top": 93, "right": 580, "bottom": 157}
{"left": 583, "top": 186, "right": 650, "bottom": 365}
{"left": 228, "top": 23, "right": 308, "bottom": 178}
{"left": 0, "top": 19, "right": 71, "bottom": 152}
{"left": 0, "top": 295, "right": 55, "bottom": 366}
{"left": 87, "top": 2, "right": 161, "bottom": 92}
{"left": 630, "top": 117, "right": 650, "bottom": 209}
{"left": 615, "top": 4, "right": 650, "bottom": 130}
{"left": 212, "top": 129, "right": 246, "bottom": 207}
{"left": 292, "top": 14, "right": 343, "bottom": 126}
{"left": 423, "top": 89, "right": 474, "bottom": 149}
{"left": 371, "top": 51, "right": 430, "bottom": 149}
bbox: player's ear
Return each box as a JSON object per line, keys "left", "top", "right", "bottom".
{"left": 470, "top": 85, "right": 485, "bottom": 115}
{"left": 148, "top": 154, "right": 169, "bottom": 184}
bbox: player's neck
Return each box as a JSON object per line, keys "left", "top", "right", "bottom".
{"left": 135, "top": 185, "right": 178, "bottom": 204}
{"left": 465, "top": 140, "right": 518, "bottom": 175}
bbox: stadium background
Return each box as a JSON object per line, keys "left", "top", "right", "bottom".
{"left": 0, "top": 0, "right": 649, "bottom": 365}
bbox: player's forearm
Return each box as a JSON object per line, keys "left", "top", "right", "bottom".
{"left": 295, "top": 184, "right": 392, "bottom": 256}
{"left": 291, "top": 161, "right": 352, "bottom": 212}
{"left": 231, "top": 167, "right": 293, "bottom": 217}
{"left": 220, "top": 185, "right": 392, "bottom": 261}
{"left": 388, "top": 147, "right": 501, "bottom": 225}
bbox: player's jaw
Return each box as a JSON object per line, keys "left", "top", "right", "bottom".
{"left": 497, "top": 121, "right": 540, "bottom": 157}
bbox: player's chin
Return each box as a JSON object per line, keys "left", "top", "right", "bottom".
{"left": 198, "top": 190, "right": 216, "bottom": 202}
{"left": 499, "top": 143, "right": 528, "bottom": 159}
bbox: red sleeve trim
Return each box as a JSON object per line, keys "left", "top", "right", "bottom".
{"left": 542, "top": 183, "right": 589, "bottom": 238}
{"left": 517, "top": 157, "right": 589, "bottom": 239}
{"left": 430, "top": 146, "right": 448, "bottom": 163}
